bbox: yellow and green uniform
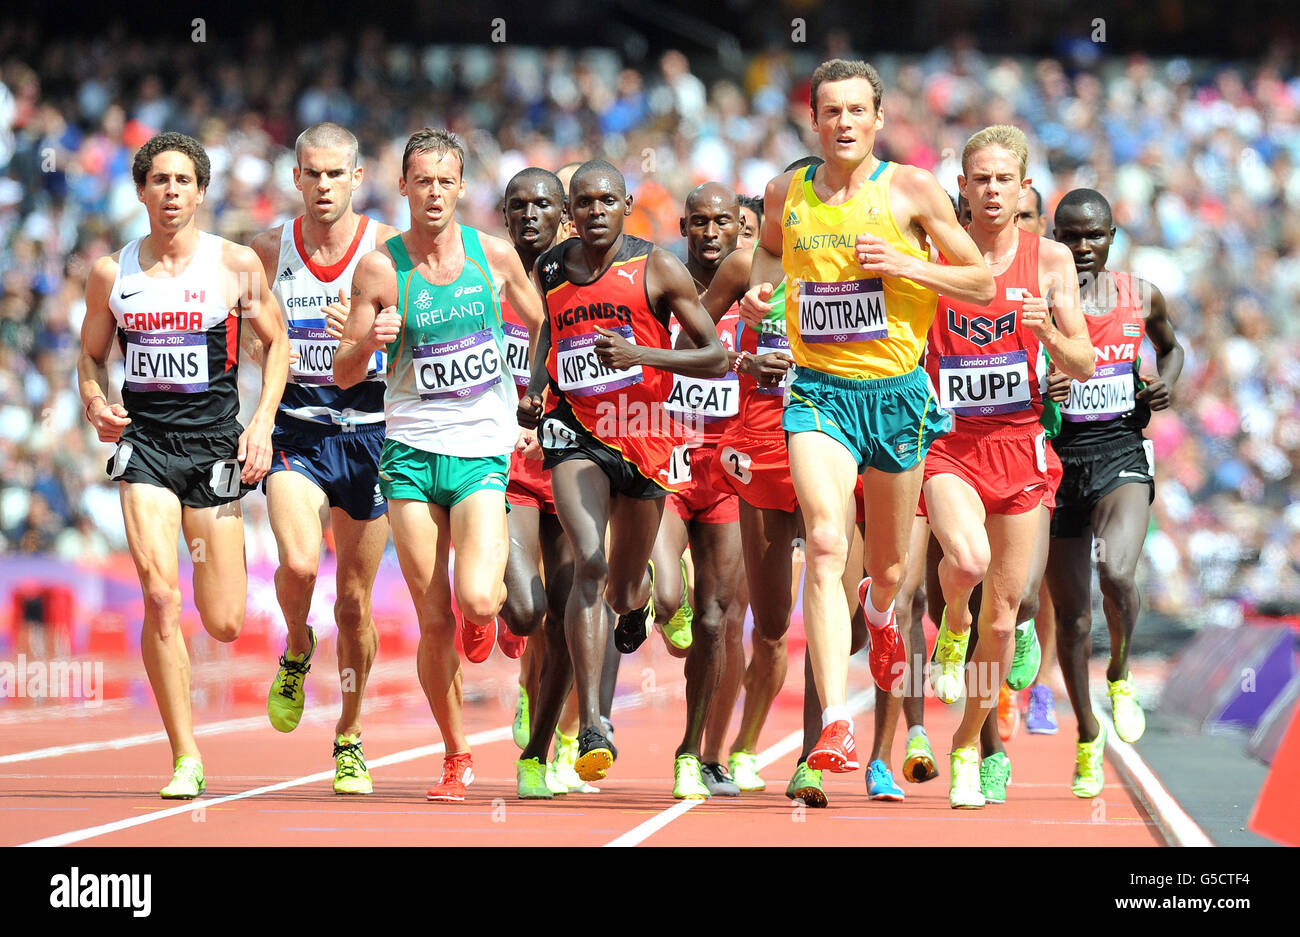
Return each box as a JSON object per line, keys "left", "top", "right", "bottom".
{"left": 779, "top": 161, "right": 951, "bottom": 472}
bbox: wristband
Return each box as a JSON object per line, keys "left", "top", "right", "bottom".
{"left": 732, "top": 351, "right": 751, "bottom": 376}
{"left": 85, "top": 395, "right": 106, "bottom": 422}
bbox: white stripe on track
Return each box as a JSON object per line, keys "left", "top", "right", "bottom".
{"left": 604, "top": 687, "right": 876, "bottom": 847}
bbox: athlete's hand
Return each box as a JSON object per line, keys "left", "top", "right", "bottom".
{"left": 238, "top": 416, "right": 274, "bottom": 484}
{"left": 89, "top": 400, "right": 131, "bottom": 443}
{"left": 323, "top": 289, "right": 351, "bottom": 340}
{"left": 747, "top": 352, "right": 794, "bottom": 387}
{"left": 1046, "top": 363, "right": 1071, "bottom": 403}
{"left": 1136, "top": 372, "right": 1171, "bottom": 411}
{"left": 739, "top": 282, "right": 775, "bottom": 329}
{"left": 593, "top": 325, "right": 641, "bottom": 370}
{"left": 516, "top": 428, "right": 544, "bottom": 461}
{"left": 856, "top": 234, "right": 915, "bottom": 279}
{"left": 1020, "top": 290, "right": 1054, "bottom": 341}
{"left": 517, "top": 392, "right": 544, "bottom": 430}
{"left": 369, "top": 305, "right": 400, "bottom": 352}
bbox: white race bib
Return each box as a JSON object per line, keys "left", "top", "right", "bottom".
{"left": 502, "top": 321, "right": 531, "bottom": 388}
{"left": 540, "top": 416, "right": 579, "bottom": 450}
{"left": 555, "top": 327, "right": 643, "bottom": 396}
{"left": 288, "top": 325, "right": 337, "bottom": 385}
{"left": 665, "top": 373, "right": 739, "bottom": 421}
{"left": 412, "top": 328, "right": 503, "bottom": 400}
{"left": 756, "top": 329, "right": 792, "bottom": 397}
{"left": 798, "top": 278, "right": 888, "bottom": 344}
{"left": 937, "top": 350, "right": 1031, "bottom": 416}
{"left": 1062, "top": 362, "right": 1135, "bottom": 422}
{"left": 124, "top": 331, "right": 209, "bottom": 393}
{"left": 666, "top": 443, "right": 692, "bottom": 485}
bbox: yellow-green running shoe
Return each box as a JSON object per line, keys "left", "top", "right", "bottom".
{"left": 516, "top": 757, "right": 553, "bottom": 799}
{"left": 1005, "top": 619, "right": 1042, "bottom": 691}
{"left": 332, "top": 734, "right": 372, "bottom": 794}
{"left": 551, "top": 729, "right": 598, "bottom": 793}
{"left": 662, "top": 557, "right": 694, "bottom": 651}
{"left": 902, "top": 733, "right": 939, "bottom": 783}
{"left": 949, "top": 746, "right": 985, "bottom": 809}
{"left": 930, "top": 609, "right": 969, "bottom": 704}
{"left": 980, "top": 752, "right": 1011, "bottom": 804}
{"left": 728, "top": 751, "right": 766, "bottom": 791}
{"left": 160, "top": 755, "right": 205, "bottom": 799}
{"left": 673, "top": 753, "right": 711, "bottom": 800}
{"left": 1107, "top": 674, "right": 1146, "bottom": 743}
{"left": 1072, "top": 724, "right": 1106, "bottom": 798}
{"left": 784, "top": 761, "right": 827, "bottom": 808}
{"left": 267, "top": 625, "right": 317, "bottom": 733}
{"left": 513, "top": 685, "right": 530, "bottom": 750}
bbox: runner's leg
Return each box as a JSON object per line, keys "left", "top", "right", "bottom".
{"left": 331, "top": 508, "right": 387, "bottom": 738}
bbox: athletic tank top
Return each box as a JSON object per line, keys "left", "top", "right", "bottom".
{"left": 274, "top": 215, "right": 384, "bottom": 427}
{"left": 782, "top": 162, "right": 936, "bottom": 379}
{"left": 666, "top": 300, "right": 741, "bottom": 444}
{"left": 110, "top": 232, "right": 240, "bottom": 430}
{"left": 383, "top": 227, "right": 516, "bottom": 457}
{"left": 1056, "top": 271, "right": 1149, "bottom": 448}
{"left": 926, "top": 227, "right": 1046, "bottom": 430}
{"left": 499, "top": 289, "right": 533, "bottom": 400}
{"left": 735, "top": 278, "right": 789, "bottom": 436}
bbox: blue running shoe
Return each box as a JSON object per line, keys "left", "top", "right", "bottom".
{"left": 867, "top": 759, "right": 905, "bottom": 801}
{"left": 1026, "top": 684, "right": 1059, "bottom": 735}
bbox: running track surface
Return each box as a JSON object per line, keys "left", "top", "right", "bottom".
{"left": 0, "top": 635, "right": 1166, "bottom": 847}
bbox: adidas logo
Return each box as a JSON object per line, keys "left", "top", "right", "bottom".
{"left": 784, "top": 211, "right": 799, "bottom": 227}
{"left": 278, "top": 266, "right": 294, "bottom": 282}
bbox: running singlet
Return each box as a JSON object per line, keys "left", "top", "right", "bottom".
{"left": 382, "top": 227, "right": 516, "bottom": 457}
{"left": 735, "top": 278, "right": 790, "bottom": 436}
{"left": 782, "top": 161, "right": 936, "bottom": 380}
{"left": 499, "top": 290, "right": 533, "bottom": 399}
{"left": 1056, "top": 271, "right": 1149, "bottom": 447}
{"left": 665, "top": 301, "right": 741, "bottom": 444}
{"left": 274, "top": 215, "right": 384, "bottom": 427}
{"left": 926, "top": 227, "right": 1046, "bottom": 430}
{"left": 110, "top": 232, "right": 241, "bottom": 430}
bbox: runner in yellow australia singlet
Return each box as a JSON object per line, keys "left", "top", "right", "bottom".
{"left": 741, "top": 59, "right": 993, "bottom": 778}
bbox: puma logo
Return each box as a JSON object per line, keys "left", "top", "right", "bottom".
{"left": 616, "top": 268, "right": 637, "bottom": 284}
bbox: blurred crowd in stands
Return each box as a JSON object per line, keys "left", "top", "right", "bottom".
{"left": 2, "top": 22, "right": 1298, "bottom": 625}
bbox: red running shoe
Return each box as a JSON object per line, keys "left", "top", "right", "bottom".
{"left": 859, "top": 577, "right": 905, "bottom": 693}
{"left": 807, "top": 720, "right": 859, "bottom": 773}
{"left": 460, "top": 613, "right": 497, "bottom": 664}
{"left": 426, "top": 752, "right": 475, "bottom": 802}
{"left": 497, "top": 621, "right": 526, "bottom": 660}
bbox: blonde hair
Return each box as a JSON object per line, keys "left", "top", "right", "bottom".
{"left": 961, "top": 125, "right": 1029, "bottom": 179}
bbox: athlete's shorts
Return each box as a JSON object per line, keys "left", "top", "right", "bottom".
{"left": 920, "top": 423, "right": 1052, "bottom": 517}
{"left": 507, "top": 446, "right": 556, "bottom": 515}
{"left": 668, "top": 444, "right": 739, "bottom": 524}
{"left": 264, "top": 420, "right": 387, "bottom": 521}
{"left": 379, "top": 439, "right": 510, "bottom": 508}
{"left": 106, "top": 420, "right": 254, "bottom": 508}
{"left": 783, "top": 366, "right": 951, "bottom": 474}
{"left": 1044, "top": 442, "right": 1063, "bottom": 515}
{"left": 711, "top": 432, "right": 797, "bottom": 513}
{"left": 1051, "top": 436, "right": 1154, "bottom": 539}
{"left": 540, "top": 403, "right": 669, "bottom": 500}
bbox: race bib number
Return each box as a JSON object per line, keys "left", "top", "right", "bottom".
{"left": 798, "top": 278, "right": 888, "bottom": 344}
{"left": 938, "top": 350, "right": 1031, "bottom": 416}
{"left": 288, "top": 325, "right": 337, "bottom": 385}
{"left": 756, "top": 330, "right": 792, "bottom": 397}
{"left": 665, "top": 373, "right": 739, "bottom": 422}
{"left": 555, "top": 327, "right": 643, "bottom": 396}
{"left": 124, "top": 331, "right": 208, "bottom": 393}
{"left": 502, "top": 321, "right": 531, "bottom": 388}
{"left": 666, "top": 443, "right": 692, "bottom": 485}
{"left": 540, "top": 417, "right": 578, "bottom": 450}
{"left": 413, "top": 328, "right": 503, "bottom": 400}
{"left": 719, "top": 445, "right": 753, "bottom": 485}
{"left": 1061, "top": 362, "right": 1135, "bottom": 422}
{"left": 209, "top": 459, "right": 241, "bottom": 498}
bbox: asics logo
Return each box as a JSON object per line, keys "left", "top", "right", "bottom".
{"left": 454, "top": 284, "right": 483, "bottom": 298}
{"left": 616, "top": 268, "right": 638, "bottom": 284}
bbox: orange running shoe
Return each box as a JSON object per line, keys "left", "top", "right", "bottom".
{"left": 497, "top": 621, "right": 526, "bottom": 660}
{"left": 427, "top": 752, "right": 475, "bottom": 802}
{"left": 859, "top": 578, "right": 905, "bottom": 693}
{"left": 997, "top": 683, "right": 1019, "bottom": 741}
{"left": 807, "top": 720, "right": 860, "bottom": 773}
{"left": 460, "top": 614, "right": 497, "bottom": 664}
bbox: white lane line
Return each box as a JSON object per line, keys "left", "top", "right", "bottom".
{"left": 1093, "top": 695, "right": 1215, "bottom": 848}
{"left": 604, "top": 688, "right": 876, "bottom": 847}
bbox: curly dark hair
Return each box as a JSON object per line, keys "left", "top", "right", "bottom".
{"left": 131, "top": 132, "right": 211, "bottom": 190}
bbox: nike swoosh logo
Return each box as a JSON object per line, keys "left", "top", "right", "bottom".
{"left": 1024, "top": 483, "right": 1042, "bottom": 491}
{"left": 1117, "top": 470, "right": 1148, "bottom": 479}
{"left": 120, "top": 290, "right": 144, "bottom": 300}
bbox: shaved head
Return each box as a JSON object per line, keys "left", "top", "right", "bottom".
{"left": 506, "top": 166, "right": 564, "bottom": 203}
{"left": 1055, "top": 188, "right": 1112, "bottom": 228}
{"left": 685, "top": 181, "right": 739, "bottom": 215}
{"left": 570, "top": 159, "right": 626, "bottom": 199}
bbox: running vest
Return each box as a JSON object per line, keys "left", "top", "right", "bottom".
{"left": 782, "top": 162, "right": 936, "bottom": 379}
{"left": 1057, "top": 271, "right": 1149, "bottom": 448}
{"left": 926, "top": 227, "right": 1046, "bottom": 430}
{"left": 499, "top": 289, "right": 533, "bottom": 399}
{"left": 273, "top": 215, "right": 384, "bottom": 427}
{"left": 735, "top": 278, "right": 789, "bottom": 436}
{"left": 382, "top": 227, "right": 516, "bottom": 457}
{"left": 110, "top": 232, "right": 240, "bottom": 430}
{"left": 666, "top": 300, "right": 741, "bottom": 444}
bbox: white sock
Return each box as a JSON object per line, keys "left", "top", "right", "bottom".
{"left": 821, "top": 706, "right": 852, "bottom": 729}
{"left": 863, "top": 594, "right": 895, "bottom": 629}
{"left": 907, "top": 725, "right": 928, "bottom": 742}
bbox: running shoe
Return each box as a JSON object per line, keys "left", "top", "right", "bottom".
{"left": 1006, "top": 619, "right": 1042, "bottom": 690}
{"left": 1107, "top": 674, "right": 1146, "bottom": 743}
{"left": 728, "top": 752, "right": 766, "bottom": 791}
{"left": 574, "top": 726, "right": 615, "bottom": 782}
{"left": 980, "top": 752, "right": 1011, "bottom": 804}
{"left": 929, "top": 608, "right": 969, "bottom": 704}
{"left": 673, "top": 753, "right": 712, "bottom": 800}
{"left": 552, "top": 729, "right": 598, "bottom": 793}
{"left": 332, "top": 734, "right": 373, "bottom": 795}
{"left": 267, "top": 625, "right": 317, "bottom": 733}
{"left": 614, "top": 563, "right": 655, "bottom": 654}
{"left": 1072, "top": 725, "right": 1106, "bottom": 798}
{"left": 1026, "top": 684, "right": 1059, "bottom": 735}
{"left": 600, "top": 716, "right": 619, "bottom": 761}
{"left": 662, "top": 557, "right": 694, "bottom": 652}
{"left": 807, "top": 719, "right": 859, "bottom": 773}
{"left": 997, "top": 683, "right": 1020, "bottom": 741}
{"left": 516, "top": 757, "right": 553, "bottom": 799}
{"left": 460, "top": 614, "right": 497, "bottom": 664}
{"left": 427, "top": 752, "right": 475, "bottom": 802}
{"left": 701, "top": 761, "right": 741, "bottom": 796}
{"left": 498, "top": 623, "right": 527, "bottom": 660}
{"left": 949, "top": 747, "right": 985, "bottom": 809}
{"left": 513, "top": 685, "right": 530, "bottom": 750}
{"left": 867, "top": 759, "right": 905, "bottom": 801}
{"left": 858, "top": 577, "right": 906, "bottom": 692}
{"left": 785, "top": 761, "right": 827, "bottom": 808}
{"left": 159, "top": 755, "right": 205, "bottom": 799}
{"left": 902, "top": 733, "right": 939, "bottom": 783}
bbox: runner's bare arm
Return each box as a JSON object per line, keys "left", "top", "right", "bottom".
{"left": 741, "top": 171, "right": 795, "bottom": 325}
{"left": 78, "top": 253, "right": 132, "bottom": 443}
{"left": 858, "top": 166, "right": 994, "bottom": 304}
{"left": 231, "top": 242, "right": 288, "bottom": 483}
{"left": 335, "top": 248, "right": 397, "bottom": 389}
{"left": 1025, "top": 239, "right": 1094, "bottom": 382}
{"left": 701, "top": 247, "right": 751, "bottom": 323}
{"left": 243, "top": 227, "right": 282, "bottom": 364}
{"left": 1136, "top": 278, "right": 1183, "bottom": 411}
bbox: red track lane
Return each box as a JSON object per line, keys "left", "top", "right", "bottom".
{"left": 0, "top": 640, "right": 1165, "bottom": 847}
